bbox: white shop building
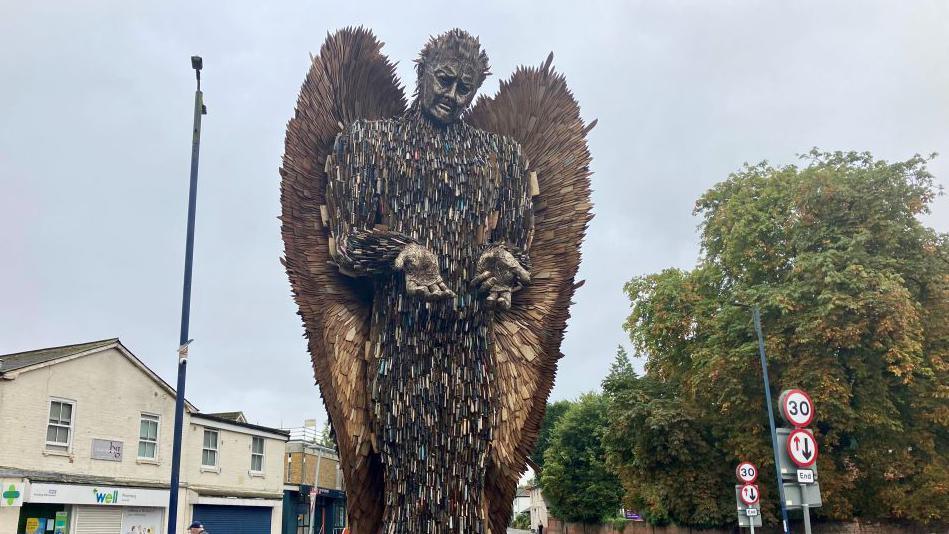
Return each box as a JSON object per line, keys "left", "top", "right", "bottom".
{"left": 0, "top": 339, "right": 288, "bottom": 534}
{"left": 5, "top": 478, "right": 169, "bottom": 534}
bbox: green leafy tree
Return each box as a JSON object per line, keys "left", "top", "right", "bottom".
{"left": 318, "top": 421, "right": 336, "bottom": 449}
{"left": 602, "top": 346, "right": 636, "bottom": 398}
{"left": 530, "top": 399, "right": 573, "bottom": 473}
{"left": 511, "top": 510, "right": 531, "bottom": 530}
{"left": 603, "top": 346, "right": 734, "bottom": 526}
{"left": 606, "top": 150, "right": 948, "bottom": 526}
{"left": 541, "top": 393, "right": 624, "bottom": 523}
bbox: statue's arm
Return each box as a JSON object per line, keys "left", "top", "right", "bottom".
{"left": 325, "top": 126, "right": 454, "bottom": 300}
{"left": 489, "top": 146, "right": 534, "bottom": 268}
{"left": 325, "top": 129, "right": 412, "bottom": 276}
{"left": 472, "top": 143, "right": 534, "bottom": 310}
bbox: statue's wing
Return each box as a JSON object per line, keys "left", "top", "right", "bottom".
{"left": 466, "top": 54, "right": 595, "bottom": 534}
{"left": 280, "top": 27, "right": 406, "bottom": 534}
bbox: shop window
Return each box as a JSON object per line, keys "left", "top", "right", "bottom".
{"left": 138, "top": 413, "right": 160, "bottom": 459}
{"left": 251, "top": 436, "right": 264, "bottom": 472}
{"left": 202, "top": 429, "right": 219, "bottom": 467}
{"left": 46, "top": 399, "right": 74, "bottom": 450}
{"left": 296, "top": 501, "right": 310, "bottom": 534}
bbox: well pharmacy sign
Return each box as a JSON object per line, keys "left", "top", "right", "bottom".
{"left": 29, "top": 483, "right": 168, "bottom": 507}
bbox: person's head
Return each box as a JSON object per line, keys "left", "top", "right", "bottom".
{"left": 187, "top": 521, "right": 204, "bottom": 534}
{"left": 414, "top": 29, "right": 490, "bottom": 126}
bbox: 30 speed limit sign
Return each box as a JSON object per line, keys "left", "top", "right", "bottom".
{"left": 739, "top": 484, "right": 760, "bottom": 506}
{"left": 779, "top": 388, "right": 814, "bottom": 427}
{"left": 735, "top": 462, "right": 758, "bottom": 484}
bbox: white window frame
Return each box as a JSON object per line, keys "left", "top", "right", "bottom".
{"left": 250, "top": 436, "right": 265, "bottom": 473}
{"left": 202, "top": 429, "right": 219, "bottom": 467}
{"left": 138, "top": 413, "right": 160, "bottom": 460}
{"left": 46, "top": 398, "right": 75, "bottom": 450}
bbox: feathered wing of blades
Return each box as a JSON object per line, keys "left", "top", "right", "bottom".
{"left": 280, "top": 27, "right": 406, "bottom": 534}
{"left": 466, "top": 54, "right": 595, "bottom": 534}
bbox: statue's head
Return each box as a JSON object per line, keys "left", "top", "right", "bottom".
{"left": 415, "top": 29, "right": 490, "bottom": 126}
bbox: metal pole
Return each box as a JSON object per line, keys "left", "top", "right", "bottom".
{"left": 753, "top": 306, "right": 791, "bottom": 534}
{"left": 167, "top": 56, "right": 206, "bottom": 534}
{"left": 801, "top": 484, "right": 812, "bottom": 534}
{"left": 750, "top": 521, "right": 755, "bottom": 534}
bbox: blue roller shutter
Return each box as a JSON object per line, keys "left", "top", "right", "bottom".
{"left": 193, "top": 504, "right": 272, "bottom": 533}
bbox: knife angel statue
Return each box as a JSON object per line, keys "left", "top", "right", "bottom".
{"left": 281, "top": 27, "right": 594, "bottom": 534}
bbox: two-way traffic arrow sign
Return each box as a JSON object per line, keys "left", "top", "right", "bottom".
{"left": 740, "top": 484, "right": 760, "bottom": 506}
{"left": 787, "top": 428, "right": 818, "bottom": 468}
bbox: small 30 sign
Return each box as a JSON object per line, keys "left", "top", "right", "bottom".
{"left": 779, "top": 389, "right": 814, "bottom": 427}
{"left": 739, "top": 484, "right": 760, "bottom": 506}
{"left": 735, "top": 462, "right": 758, "bottom": 484}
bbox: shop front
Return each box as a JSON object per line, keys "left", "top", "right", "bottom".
{"left": 24, "top": 482, "right": 168, "bottom": 534}
{"left": 281, "top": 485, "right": 346, "bottom": 534}
{"left": 191, "top": 496, "right": 281, "bottom": 534}
{"left": 312, "top": 487, "right": 346, "bottom": 534}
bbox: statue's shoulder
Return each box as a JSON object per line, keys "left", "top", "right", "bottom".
{"left": 344, "top": 118, "right": 397, "bottom": 136}
{"left": 334, "top": 118, "right": 399, "bottom": 154}
{"left": 466, "top": 125, "right": 523, "bottom": 161}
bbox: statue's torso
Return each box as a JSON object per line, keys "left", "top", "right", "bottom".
{"left": 350, "top": 115, "right": 524, "bottom": 313}
{"left": 352, "top": 115, "right": 526, "bottom": 532}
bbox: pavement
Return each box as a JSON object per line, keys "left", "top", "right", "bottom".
{"left": 507, "top": 530, "right": 532, "bottom": 534}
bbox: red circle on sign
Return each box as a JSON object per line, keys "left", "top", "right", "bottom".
{"left": 780, "top": 389, "right": 814, "bottom": 428}
{"left": 736, "top": 462, "right": 758, "bottom": 484}
{"left": 786, "top": 428, "right": 818, "bottom": 468}
{"left": 739, "top": 484, "right": 760, "bottom": 506}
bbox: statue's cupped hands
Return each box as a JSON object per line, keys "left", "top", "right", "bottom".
{"left": 471, "top": 247, "right": 531, "bottom": 310}
{"left": 394, "top": 243, "right": 456, "bottom": 301}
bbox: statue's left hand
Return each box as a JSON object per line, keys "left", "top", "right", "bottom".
{"left": 394, "top": 243, "right": 456, "bottom": 301}
{"left": 471, "top": 247, "right": 530, "bottom": 310}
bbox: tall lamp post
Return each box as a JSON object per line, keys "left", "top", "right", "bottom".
{"left": 753, "top": 306, "right": 791, "bottom": 534}
{"left": 167, "top": 55, "right": 207, "bottom": 534}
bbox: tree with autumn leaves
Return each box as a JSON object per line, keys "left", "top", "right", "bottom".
{"left": 601, "top": 150, "right": 947, "bottom": 526}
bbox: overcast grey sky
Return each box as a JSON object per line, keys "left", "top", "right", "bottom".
{"left": 2, "top": 1, "right": 947, "bottom": 429}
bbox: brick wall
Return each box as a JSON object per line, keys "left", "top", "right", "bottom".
{"left": 286, "top": 451, "right": 311, "bottom": 485}
{"left": 316, "top": 452, "right": 339, "bottom": 488}
{"left": 285, "top": 447, "right": 342, "bottom": 489}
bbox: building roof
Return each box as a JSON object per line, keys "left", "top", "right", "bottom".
{"left": 0, "top": 339, "right": 292, "bottom": 437}
{"left": 0, "top": 338, "right": 118, "bottom": 374}
{"left": 0, "top": 338, "right": 197, "bottom": 412}
{"left": 206, "top": 411, "right": 248, "bottom": 423}
{"left": 0, "top": 466, "right": 168, "bottom": 489}
{"left": 191, "top": 412, "right": 290, "bottom": 439}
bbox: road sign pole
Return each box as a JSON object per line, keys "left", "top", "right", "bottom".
{"left": 753, "top": 306, "right": 791, "bottom": 534}
{"left": 801, "top": 483, "right": 812, "bottom": 534}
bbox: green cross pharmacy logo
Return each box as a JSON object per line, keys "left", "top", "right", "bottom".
{"left": 3, "top": 484, "right": 21, "bottom": 506}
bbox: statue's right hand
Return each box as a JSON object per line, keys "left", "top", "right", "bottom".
{"left": 393, "top": 244, "right": 455, "bottom": 301}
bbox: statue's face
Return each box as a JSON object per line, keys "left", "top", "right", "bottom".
{"left": 419, "top": 60, "right": 480, "bottom": 126}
